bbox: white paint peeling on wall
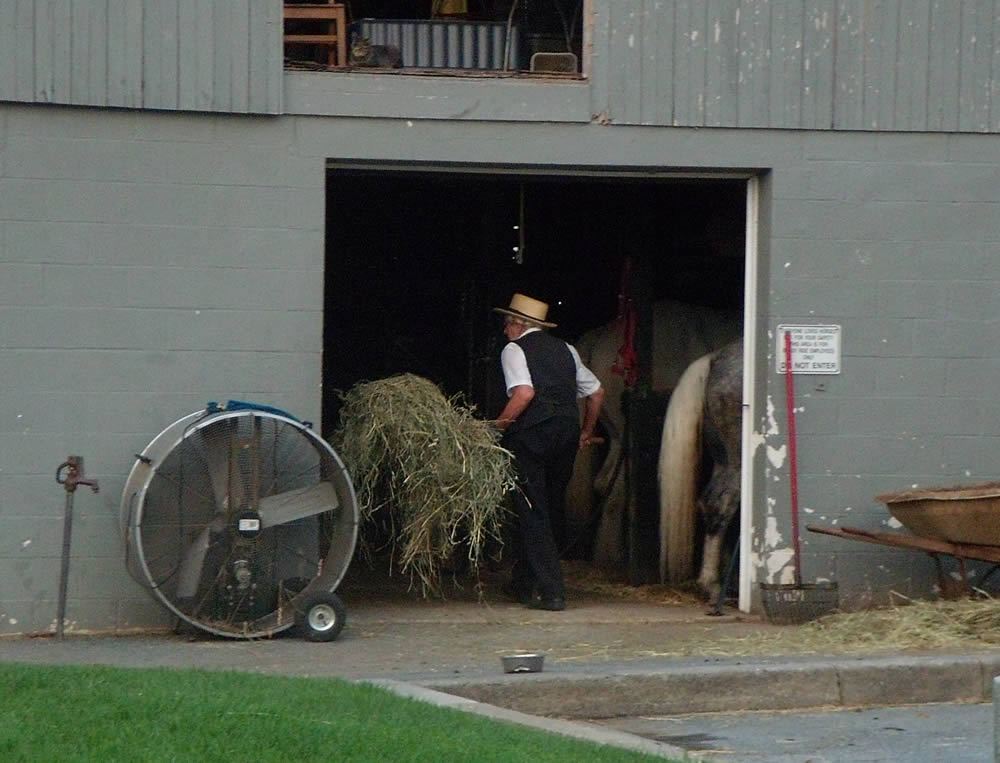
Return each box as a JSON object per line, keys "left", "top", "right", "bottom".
{"left": 751, "top": 510, "right": 798, "bottom": 583}
{"left": 764, "top": 396, "right": 780, "bottom": 435}
{"left": 766, "top": 547, "right": 796, "bottom": 582}
{"left": 767, "top": 443, "right": 787, "bottom": 469}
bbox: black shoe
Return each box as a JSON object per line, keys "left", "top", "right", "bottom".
{"left": 501, "top": 582, "right": 533, "bottom": 605}
{"left": 529, "top": 597, "right": 566, "bottom": 612}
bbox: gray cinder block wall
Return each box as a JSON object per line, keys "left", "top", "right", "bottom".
{"left": 3, "top": 98, "right": 999, "bottom": 632}
{"left": 0, "top": 105, "right": 326, "bottom": 633}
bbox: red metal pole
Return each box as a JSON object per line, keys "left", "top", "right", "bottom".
{"left": 784, "top": 331, "right": 803, "bottom": 585}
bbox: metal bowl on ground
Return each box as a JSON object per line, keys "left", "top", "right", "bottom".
{"left": 877, "top": 482, "right": 1000, "bottom": 546}
{"left": 501, "top": 653, "right": 544, "bottom": 673}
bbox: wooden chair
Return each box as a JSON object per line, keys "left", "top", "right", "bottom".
{"left": 284, "top": 2, "right": 348, "bottom": 67}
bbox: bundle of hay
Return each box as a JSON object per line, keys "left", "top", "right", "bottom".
{"left": 330, "top": 374, "right": 516, "bottom": 596}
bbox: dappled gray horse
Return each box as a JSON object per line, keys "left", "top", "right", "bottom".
{"left": 658, "top": 339, "right": 743, "bottom": 608}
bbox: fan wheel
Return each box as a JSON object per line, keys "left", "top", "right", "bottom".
{"left": 296, "top": 591, "right": 346, "bottom": 642}
{"left": 120, "top": 405, "right": 359, "bottom": 640}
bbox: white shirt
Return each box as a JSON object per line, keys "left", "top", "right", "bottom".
{"left": 500, "top": 327, "right": 602, "bottom": 397}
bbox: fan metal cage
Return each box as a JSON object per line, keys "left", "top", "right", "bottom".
{"left": 120, "top": 405, "right": 358, "bottom": 639}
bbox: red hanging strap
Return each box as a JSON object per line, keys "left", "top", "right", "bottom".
{"left": 611, "top": 258, "right": 639, "bottom": 387}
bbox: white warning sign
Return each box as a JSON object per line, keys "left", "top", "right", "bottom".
{"left": 776, "top": 325, "right": 841, "bottom": 375}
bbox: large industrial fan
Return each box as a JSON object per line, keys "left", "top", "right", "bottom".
{"left": 120, "top": 402, "right": 358, "bottom": 641}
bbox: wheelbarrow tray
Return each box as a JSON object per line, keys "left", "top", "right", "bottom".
{"left": 875, "top": 481, "right": 1000, "bottom": 547}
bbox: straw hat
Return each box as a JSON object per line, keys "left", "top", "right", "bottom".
{"left": 493, "top": 293, "right": 556, "bottom": 328}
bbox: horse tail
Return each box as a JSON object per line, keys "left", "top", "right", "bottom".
{"left": 658, "top": 351, "right": 711, "bottom": 584}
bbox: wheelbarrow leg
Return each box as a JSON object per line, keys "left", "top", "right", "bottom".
{"left": 932, "top": 553, "right": 969, "bottom": 600}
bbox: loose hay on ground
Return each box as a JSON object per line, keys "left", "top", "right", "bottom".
{"left": 703, "top": 595, "right": 1000, "bottom": 657}
{"left": 561, "top": 560, "right": 703, "bottom": 605}
{"left": 330, "top": 374, "right": 516, "bottom": 597}
{"left": 560, "top": 564, "right": 1000, "bottom": 658}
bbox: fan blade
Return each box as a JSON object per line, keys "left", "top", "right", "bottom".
{"left": 176, "top": 525, "right": 213, "bottom": 599}
{"left": 258, "top": 482, "right": 339, "bottom": 528}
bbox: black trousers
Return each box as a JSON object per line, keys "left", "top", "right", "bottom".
{"left": 503, "top": 416, "right": 579, "bottom": 601}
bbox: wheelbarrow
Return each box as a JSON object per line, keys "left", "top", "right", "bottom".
{"left": 807, "top": 481, "right": 1000, "bottom": 597}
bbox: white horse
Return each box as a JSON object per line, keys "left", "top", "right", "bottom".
{"left": 570, "top": 299, "right": 741, "bottom": 570}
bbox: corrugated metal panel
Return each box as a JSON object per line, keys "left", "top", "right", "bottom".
{"left": 770, "top": 0, "right": 804, "bottom": 128}
{"left": 927, "top": 0, "right": 961, "bottom": 132}
{"left": 958, "top": 0, "right": 993, "bottom": 133}
{"left": 738, "top": 0, "right": 772, "bottom": 128}
{"left": 0, "top": 0, "right": 281, "bottom": 114}
{"left": 593, "top": 0, "right": 1000, "bottom": 133}
{"left": 352, "top": 18, "right": 520, "bottom": 70}
{"left": 605, "top": 1, "right": 642, "bottom": 125}
{"left": 6, "top": 0, "right": 1000, "bottom": 130}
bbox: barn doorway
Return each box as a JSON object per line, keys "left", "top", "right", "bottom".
{"left": 323, "top": 164, "right": 752, "bottom": 605}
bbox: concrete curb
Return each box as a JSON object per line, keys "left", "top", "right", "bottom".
{"left": 415, "top": 654, "right": 1000, "bottom": 719}
{"left": 363, "top": 679, "right": 691, "bottom": 760}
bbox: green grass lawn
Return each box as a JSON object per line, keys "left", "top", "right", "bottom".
{"left": 0, "top": 662, "right": 671, "bottom": 762}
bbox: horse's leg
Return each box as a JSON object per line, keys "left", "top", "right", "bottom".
{"left": 593, "top": 437, "right": 622, "bottom": 497}
{"left": 698, "top": 528, "right": 724, "bottom": 607}
{"left": 592, "top": 468, "right": 627, "bottom": 571}
{"left": 697, "top": 475, "right": 739, "bottom": 610}
{"left": 697, "top": 339, "right": 743, "bottom": 611}
{"left": 563, "top": 436, "right": 597, "bottom": 557}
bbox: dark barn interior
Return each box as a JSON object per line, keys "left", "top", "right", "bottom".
{"left": 323, "top": 167, "right": 746, "bottom": 581}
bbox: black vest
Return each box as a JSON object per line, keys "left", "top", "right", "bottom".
{"left": 510, "top": 331, "right": 578, "bottom": 431}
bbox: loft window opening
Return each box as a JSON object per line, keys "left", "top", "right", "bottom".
{"left": 284, "top": 1, "right": 584, "bottom": 75}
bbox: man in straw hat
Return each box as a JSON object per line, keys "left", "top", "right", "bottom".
{"left": 492, "top": 293, "right": 605, "bottom": 611}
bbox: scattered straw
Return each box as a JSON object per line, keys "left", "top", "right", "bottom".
{"left": 330, "top": 374, "right": 516, "bottom": 597}
{"left": 786, "top": 594, "right": 1000, "bottom": 654}
{"left": 693, "top": 595, "right": 1000, "bottom": 658}
{"left": 562, "top": 565, "right": 1000, "bottom": 658}
{"left": 561, "top": 560, "right": 702, "bottom": 605}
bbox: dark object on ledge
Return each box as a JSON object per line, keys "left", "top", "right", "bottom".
{"left": 349, "top": 36, "right": 403, "bottom": 68}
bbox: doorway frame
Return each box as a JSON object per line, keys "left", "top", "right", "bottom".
{"left": 325, "top": 160, "right": 761, "bottom": 611}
